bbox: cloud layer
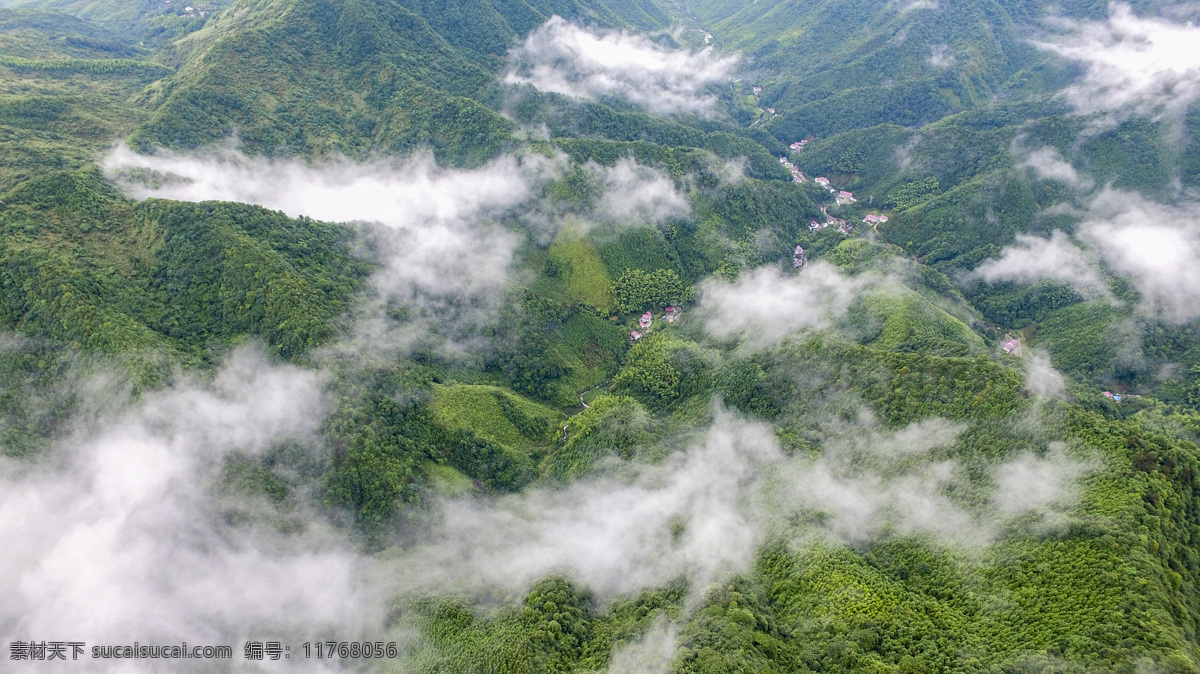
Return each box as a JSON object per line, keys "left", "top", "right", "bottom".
{"left": 0, "top": 350, "right": 373, "bottom": 671}
{"left": 106, "top": 144, "right": 532, "bottom": 303}
{"left": 697, "top": 263, "right": 870, "bottom": 348}
{"left": 1036, "top": 3, "right": 1200, "bottom": 116}
{"left": 105, "top": 145, "right": 555, "bottom": 355}
{"left": 405, "top": 408, "right": 782, "bottom": 597}
{"left": 0, "top": 350, "right": 1093, "bottom": 670}
{"left": 506, "top": 16, "right": 738, "bottom": 116}
{"left": 392, "top": 399, "right": 1093, "bottom": 608}
{"left": 975, "top": 191, "right": 1200, "bottom": 323}
{"left": 1018, "top": 145, "right": 1092, "bottom": 189}
{"left": 971, "top": 231, "right": 1108, "bottom": 298}
{"left": 1079, "top": 191, "right": 1200, "bottom": 321}
{"left": 594, "top": 158, "right": 691, "bottom": 224}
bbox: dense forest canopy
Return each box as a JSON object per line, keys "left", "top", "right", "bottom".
{"left": 2, "top": 0, "right": 1200, "bottom": 671}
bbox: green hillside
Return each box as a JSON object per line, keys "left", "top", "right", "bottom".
{"left": 0, "top": 8, "right": 169, "bottom": 190}
{"left": 0, "top": 169, "right": 368, "bottom": 369}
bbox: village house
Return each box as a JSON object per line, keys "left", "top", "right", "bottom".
{"left": 793, "top": 245, "right": 807, "bottom": 269}
{"left": 778, "top": 156, "right": 805, "bottom": 183}
{"left": 630, "top": 330, "right": 643, "bottom": 343}
{"left": 639, "top": 311, "right": 653, "bottom": 329}
{"left": 836, "top": 190, "right": 856, "bottom": 205}
{"left": 815, "top": 177, "right": 830, "bottom": 187}
{"left": 1001, "top": 338, "right": 1021, "bottom": 355}
{"left": 863, "top": 214, "right": 880, "bottom": 224}
{"left": 665, "top": 306, "right": 680, "bottom": 323}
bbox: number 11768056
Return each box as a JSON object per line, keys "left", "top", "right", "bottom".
{"left": 303, "top": 641, "right": 397, "bottom": 659}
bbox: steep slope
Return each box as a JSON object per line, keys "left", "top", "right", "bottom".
{"left": 127, "top": 0, "right": 511, "bottom": 162}
{"left": 125, "top": 0, "right": 674, "bottom": 163}
{"left": 685, "top": 0, "right": 1054, "bottom": 142}
{"left": 0, "top": 169, "right": 368, "bottom": 370}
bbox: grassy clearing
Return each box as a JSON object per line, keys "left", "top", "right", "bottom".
{"left": 423, "top": 461, "right": 476, "bottom": 497}
{"left": 431, "top": 383, "right": 566, "bottom": 451}
{"left": 547, "top": 227, "right": 614, "bottom": 311}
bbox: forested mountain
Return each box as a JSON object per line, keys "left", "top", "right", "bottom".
{"left": 3, "top": 0, "right": 1200, "bottom": 671}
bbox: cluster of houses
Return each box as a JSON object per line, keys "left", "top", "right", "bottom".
{"left": 778, "top": 156, "right": 806, "bottom": 184}
{"left": 1102, "top": 391, "right": 1123, "bottom": 402}
{"left": 810, "top": 175, "right": 857, "bottom": 205}
{"left": 810, "top": 205, "right": 851, "bottom": 234}
{"left": 630, "top": 307, "right": 681, "bottom": 342}
{"left": 776, "top": 138, "right": 891, "bottom": 236}
{"left": 163, "top": 0, "right": 209, "bottom": 16}
{"left": 749, "top": 87, "right": 780, "bottom": 125}
{"left": 810, "top": 219, "right": 855, "bottom": 235}
{"left": 862, "top": 213, "right": 889, "bottom": 230}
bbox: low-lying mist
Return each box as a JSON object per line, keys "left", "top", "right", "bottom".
{"left": 0, "top": 350, "right": 370, "bottom": 671}
{"left": 505, "top": 16, "right": 739, "bottom": 117}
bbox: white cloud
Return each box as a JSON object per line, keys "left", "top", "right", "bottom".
{"left": 594, "top": 158, "right": 691, "bottom": 224}
{"left": 772, "top": 417, "right": 979, "bottom": 545}
{"left": 971, "top": 231, "right": 1109, "bottom": 299}
{"left": 392, "top": 403, "right": 1095, "bottom": 606}
{"left": 992, "top": 442, "right": 1092, "bottom": 516}
{"left": 1078, "top": 190, "right": 1200, "bottom": 322}
{"left": 1019, "top": 145, "right": 1092, "bottom": 189}
{"left": 0, "top": 353, "right": 1095, "bottom": 663}
{"left": 606, "top": 619, "right": 677, "bottom": 674}
{"left": 776, "top": 415, "right": 1096, "bottom": 546}
{"left": 0, "top": 350, "right": 377, "bottom": 669}
{"left": 928, "top": 44, "right": 953, "bottom": 69}
{"left": 1025, "top": 350, "right": 1067, "bottom": 399}
{"left": 697, "top": 263, "right": 869, "bottom": 348}
{"left": 405, "top": 407, "right": 781, "bottom": 597}
{"left": 901, "top": 0, "right": 938, "bottom": 13}
{"left": 893, "top": 134, "right": 922, "bottom": 172}
{"left": 506, "top": 16, "right": 739, "bottom": 116}
{"left": 104, "top": 145, "right": 552, "bottom": 355}
{"left": 973, "top": 188, "right": 1200, "bottom": 322}
{"left": 104, "top": 145, "right": 532, "bottom": 230}
{"left": 1035, "top": 3, "right": 1200, "bottom": 116}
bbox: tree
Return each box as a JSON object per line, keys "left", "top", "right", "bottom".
{"left": 611, "top": 268, "right": 689, "bottom": 313}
